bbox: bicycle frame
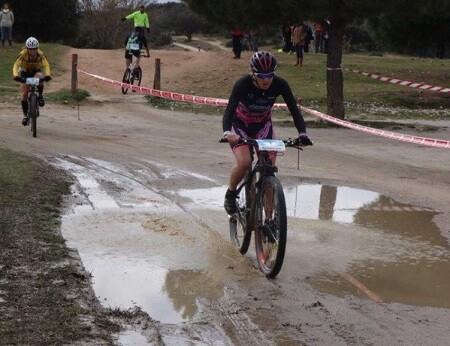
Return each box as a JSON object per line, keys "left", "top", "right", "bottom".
{"left": 24, "top": 77, "right": 41, "bottom": 137}
{"left": 223, "top": 137, "right": 303, "bottom": 278}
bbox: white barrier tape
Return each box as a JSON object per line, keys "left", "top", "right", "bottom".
{"left": 361, "top": 205, "right": 439, "bottom": 213}
{"left": 77, "top": 68, "right": 229, "bottom": 107}
{"left": 345, "top": 68, "right": 450, "bottom": 93}
{"left": 77, "top": 68, "right": 450, "bottom": 149}
{"left": 327, "top": 66, "right": 342, "bottom": 71}
{"left": 271, "top": 102, "right": 450, "bottom": 148}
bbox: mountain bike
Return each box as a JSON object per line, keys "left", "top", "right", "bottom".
{"left": 221, "top": 137, "right": 307, "bottom": 278}
{"left": 121, "top": 54, "right": 149, "bottom": 94}
{"left": 21, "top": 77, "right": 43, "bottom": 138}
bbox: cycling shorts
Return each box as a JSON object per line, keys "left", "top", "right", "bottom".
{"left": 125, "top": 49, "right": 141, "bottom": 60}
{"left": 231, "top": 120, "right": 277, "bottom": 159}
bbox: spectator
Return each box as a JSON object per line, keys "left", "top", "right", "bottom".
{"left": 292, "top": 21, "right": 307, "bottom": 66}
{"left": 231, "top": 28, "right": 244, "bottom": 59}
{"left": 249, "top": 29, "right": 260, "bottom": 52}
{"left": 0, "top": 2, "right": 14, "bottom": 48}
{"left": 314, "top": 22, "right": 323, "bottom": 53}
{"left": 281, "top": 21, "right": 293, "bottom": 53}
{"left": 304, "top": 23, "right": 313, "bottom": 53}
{"left": 121, "top": 5, "right": 150, "bottom": 33}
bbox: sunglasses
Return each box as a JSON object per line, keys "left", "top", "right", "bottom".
{"left": 255, "top": 72, "right": 275, "bottom": 79}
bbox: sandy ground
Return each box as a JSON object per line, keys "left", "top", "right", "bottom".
{"left": 1, "top": 47, "right": 449, "bottom": 344}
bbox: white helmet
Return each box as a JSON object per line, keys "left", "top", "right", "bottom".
{"left": 25, "top": 37, "right": 39, "bottom": 49}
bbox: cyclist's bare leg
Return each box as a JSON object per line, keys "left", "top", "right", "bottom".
{"left": 229, "top": 145, "right": 252, "bottom": 191}
{"left": 34, "top": 72, "right": 44, "bottom": 97}
{"left": 20, "top": 83, "right": 29, "bottom": 116}
{"left": 20, "top": 83, "right": 29, "bottom": 101}
{"left": 125, "top": 58, "right": 132, "bottom": 69}
{"left": 135, "top": 56, "right": 141, "bottom": 69}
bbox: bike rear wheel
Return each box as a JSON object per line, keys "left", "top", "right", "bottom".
{"left": 29, "top": 94, "right": 37, "bottom": 138}
{"left": 131, "top": 66, "right": 142, "bottom": 92}
{"left": 121, "top": 69, "right": 131, "bottom": 94}
{"left": 229, "top": 173, "right": 254, "bottom": 254}
{"left": 254, "top": 176, "right": 287, "bottom": 278}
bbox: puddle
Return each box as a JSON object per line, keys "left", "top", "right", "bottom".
{"left": 57, "top": 157, "right": 225, "bottom": 324}
{"left": 179, "top": 183, "right": 450, "bottom": 308}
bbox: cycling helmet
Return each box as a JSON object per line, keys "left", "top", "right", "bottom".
{"left": 250, "top": 51, "right": 277, "bottom": 73}
{"left": 25, "top": 37, "right": 39, "bottom": 49}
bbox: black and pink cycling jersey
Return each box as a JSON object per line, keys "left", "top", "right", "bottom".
{"left": 222, "top": 74, "right": 306, "bottom": 138}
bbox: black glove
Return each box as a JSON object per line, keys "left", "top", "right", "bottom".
{"left": 120, "top": 17, "right": 126, "bottom": 22}
{"left": 13, "top": 76, "right": 22, "bottom": 83}
{"left": 295, "top": 134, "right": 313, "bottom": 146}
{"left": 147, "top": 28, "right": 150, "bottom": 33}
{"left": 44, "top": 75, "right": 52, "bottom": 82}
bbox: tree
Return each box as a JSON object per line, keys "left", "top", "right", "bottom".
{"left": 12, "top": 0, "right": 78, "bottom": 43}
{"left": 368, "top": 0, "right": 450, "bottom": 58}
{"left": 183, "top": 0, "right": 390, "bottom": 119}
{"left": 149, "top": 3, "right": 213, "bottom": 42}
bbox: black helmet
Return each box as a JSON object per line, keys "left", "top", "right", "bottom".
{"left": 250, "top": 51, "right": 277, "bottom": 73}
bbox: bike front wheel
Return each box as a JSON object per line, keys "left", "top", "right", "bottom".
{"left": 254, "top": 176, "right": 287, "bottom": 278}
{"left": 121, "top": 69, "right": 131, "bottom": 94}
{"left": 29, "top": 94, "right": 38, "bottom": 138}
{"left": 229, "top": 174, "right": 253, "bottom": 254}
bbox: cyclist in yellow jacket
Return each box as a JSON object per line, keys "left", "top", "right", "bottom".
{"left": 121, "top": 5, "right": 150, "bottom": 33}
{"left": 12, "top": 37, "right": 51, "bottom": 126}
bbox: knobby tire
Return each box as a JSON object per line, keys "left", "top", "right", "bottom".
{"left": 254, "top": 176, "right": 287, "bottom": 278}
{"left": 29, "top": 94, "right": 37, "bottom": 138}
{"left": 229, "top": 172, "right": 253, "bottom": 254}
{"left": 121, "top": 69, "right": 131, "bottom": 94}
{"left": 132, "top": 66, "right": 142, "bottom": 92}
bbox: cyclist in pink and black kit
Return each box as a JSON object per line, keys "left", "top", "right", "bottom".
{"left": 222, "top": 51, "right": 312, "bottom": 214}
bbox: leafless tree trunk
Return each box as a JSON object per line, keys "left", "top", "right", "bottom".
{"left": 326, "top": 20, "right": 345, "bottom": 120}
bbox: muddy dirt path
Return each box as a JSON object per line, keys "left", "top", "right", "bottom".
{"left": 1, "top": 48, "right": 449, "bottom": 344}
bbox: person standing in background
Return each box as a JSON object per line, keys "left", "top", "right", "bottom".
{"left": 231, "top": 28, "right": 244, "bottom": 59}
{"left": 292, "top": 21, "right": 306, "bottom": 66}
{"left": 121, "top": 5, "right": 150, "bottom": 33}
{"left": 314, "top": 21, "right": 323, "bottom": 53}
{"left": 0, "top": 2, "right": 14, "bottom": 48}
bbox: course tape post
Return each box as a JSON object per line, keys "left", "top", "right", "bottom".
{"left": 77, "top": 67, "right": 450, "bottom": 149}
{"left": 345, "top": 68, "right": 450, "bottom": 94}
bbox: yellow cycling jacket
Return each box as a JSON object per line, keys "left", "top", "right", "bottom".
{"left": 13, "top": 49, "right": 51, "bottom": 77}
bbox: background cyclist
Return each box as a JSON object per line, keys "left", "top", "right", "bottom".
{"left": 124, "top": 26, "right": 150, "bottom": 77}
{"left": 121, "top": 5, "right": 150, "bottom": 33}
{"left": 222, "top": 51, "right": 313, "bottom": 214}
{"left": 12, "top": 37, "right": 51, "bottom": 126}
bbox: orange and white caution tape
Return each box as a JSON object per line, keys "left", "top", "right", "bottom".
{"left": 77, "top": 67, "right": 450, "bottom": 149}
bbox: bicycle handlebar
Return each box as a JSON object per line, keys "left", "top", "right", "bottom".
{"left": 220, "top": 137, "right": 308, "bottom": 149}
{"left": 16, "top": 77, "right": 50, "bottom": 84}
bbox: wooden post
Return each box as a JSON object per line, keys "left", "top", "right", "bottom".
{"left": 71, "top": 54, "right": 78, "bottom": 97}
{"left": 153, "top": 58, "right": 161, "bottom": 96}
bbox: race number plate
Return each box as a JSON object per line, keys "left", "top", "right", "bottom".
{"left": 26, "top": 77, "right": 40, "bottom": 86}
{"left": 255, "top": 139, "right": 285, "bottom": 152}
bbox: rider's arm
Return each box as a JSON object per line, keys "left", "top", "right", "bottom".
{"left": 125, "top": 11, "right": 136, "bottom": 21}
{"left": 145, "top": 13, "right": 150, "bottom": 29}
{"left": 38, "top": 51, "right": 51, "bottom": 76}
{"left": 222, "top": 80, "right": 242, "bottom": 132}
{"left": 12, "top": 51, "right": 25, "bottom": 77}
{"left": 279, "top": 78, "right": 306, "bottom": 134}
